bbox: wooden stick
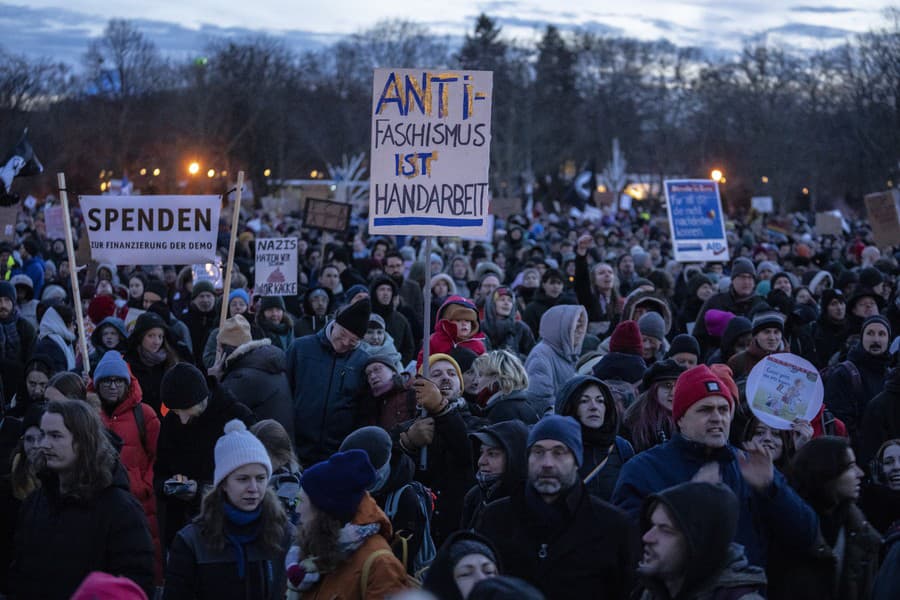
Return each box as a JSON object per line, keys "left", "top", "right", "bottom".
{"left": 57, "top": 172, "right": 91, "bottom": 376}
{"left": 218, "top": 171, "right": 244, "bottom": 332}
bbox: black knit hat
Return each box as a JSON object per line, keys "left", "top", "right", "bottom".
{"left": 144, "top": 279, "right": 168, "bottom": 300}
{"left": 859, "top": 267, "right": 884, "bottom": 289}
{"left": 0, "top": 281, "right": 15, "bottom": 303}
{"left": 335, "top": 298, "right": 371, "bottom": 338}
{"left": 449, "top": 346, "right": 478, "bottom": 373}
{"left": 751, "top": 310, "right": 785, "bottom": 335}
{"left": 161, "top": 363, "right": 210, "bottom": 409}
{"left": 666, "top": 334, "right": 700, "bottom": 360}
{"left": 862, "top": 314, "right": 892, "bottom": 339}
{"left": 259, "top": 296, "right": 286, "bottom": 312}
{"left": 641, "top": 359, "right": 685, "bottom": 391}
{"left": 730, "top": 258, "right": 756, "bottom": 279}
{"left": 191, "top": 280, "right": 215, "bottom": 299}
{"left": 820, "top": 288, "right": 845, "bottom": 309}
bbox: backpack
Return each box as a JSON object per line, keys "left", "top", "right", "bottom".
{"left": 383, "top": 481, "right": 437, "bottom": 575}
{"left": 132, "top": 405, "right": 147, "bottom": 450}
{"left": 820, "top": 360, "right": 862, "bottom": 391}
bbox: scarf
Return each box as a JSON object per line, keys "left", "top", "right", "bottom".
{"left": 223, "top": 501, "right": 263, "bottom": 580}
{"left": 0, "top": 310, "right": 20, "bottom": 361}
{"left": 261, "top": 317, "right": 291, "bottom": 335}
{"left": 138, "top": 345, "right": 168, "bottom": 367}
{"left": 286, "top": 522, "right": 381, "bottom": 591}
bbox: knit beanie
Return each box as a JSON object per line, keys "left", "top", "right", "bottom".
{"left": 346, "top": 284, "right": 370, "bottom": 302}
{"left": 93, "top": 350, "right": 131, "bottom": 384}
{"left": 751, "top": 310, "right": 785, "bottom": 335}
{"left": 335, "top": 298, "right": 371, "bottom": 338}
{"left": 449, "top": 346, "right": 478, "bottom": 374}
{"left": 301, "top": 449, "right": 375, "bottom": 522}
{"left": 259, "top": 295, "right": 285, "bottom": 312}
{"left": 228, "top": 288, "right": 250, "bottom": 307}
{"left": 704, "top": 309, "right": 735, "bottom": 338}
{"left": 609, "top": 320, "right": 643, "bottom": 355}
{"left": 449, "top": 539, "right": 497, "bottom": 568}
{"left": 757, "top": 261, "right": 780, "bottom": 276}
{"left": 820, "top": 288, "right": 845, "bottom": 309}
{"left": 191, "top": 279, "right": 215, "bottom": 299}
{"left": 672, "top": 365, "right": 733, "bottom": 424}
{"left": 144, "top": 279, "right": 168, "bottom": 300}
{"left": 419, "top": 353, "right": 464, "bottom": 387}
{"left": 527, "top": 415, "right": 583, "bottom": 467}
{"left": 666, "top": 334, "right": 700, "bottom": 359}
{"left": 367, "top": 313, "right": 386, "bottom": 330}
{"left": 364, "top": 354, "right": 398, "bottom": 374}
{"left": 730, "top": 258, "right": 756, "bottom": 279}
{"left": 469, "top": 576, "right": 544, "bottom": 600}
{"left": 87, "top": 294, "right": 117, "bottom": 324}
{"left": 218, "top": 314, "right": 252, "bottom": 347}
{"left": 859, "top": 267, "right": 884, "bottom": 289}
{"left": 339, "top": 426, "right": 393, "bottom": 470}
{"left": 862, "top": 314, "right": 892, "bottom": 339}
{"left": 161, "top": 363, "right": 210, "bottom": 409}
{"left": 638, "top": 312, "right": 666, "bottom": 342}
{"left": 213, "top": 419, "right": 272, "bottom": 488}
{"left": 0, "top": 281, "right": 16, "bottom": 303}
{"left": 71, "top": 571, "right": 148, "bottom": 600}
{"left": 641, "top": 359, "right": 685, "bottom": 391}
{"left": 709, "top": 364, "right": 740, "bottom": 407}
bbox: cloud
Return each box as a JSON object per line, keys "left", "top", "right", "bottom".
{"left": 789, "top": 5, "right": 856, "bottom": 13}
{"left": 759, "top": 22, "right": 854, "bottom": 38}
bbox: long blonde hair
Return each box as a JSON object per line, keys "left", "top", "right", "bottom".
{"left": 473, "top": 350, "right": 529, "bottom": 394}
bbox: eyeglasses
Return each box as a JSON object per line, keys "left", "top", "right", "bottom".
{"left": 99, "top": 377, "right": 128, "bottom": 388}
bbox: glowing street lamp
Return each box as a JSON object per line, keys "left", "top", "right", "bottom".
{"left": 710, "top": 169, "right": 724, "bottom": 183}
{"left": 263, "top": 168, "right": 272, "bottom": 177}
{"left": 188, "top": 162, "right": 200, "bottom": 175}
{"left": 139, "top": 168, "right": 147, "bottom": 176}
{"left": 152, "top": 168, "right": 160, "bottom": 177}
{"left": 207, "top": 169, "right": 215, "bottom": 178}
{"left": 761, "top": 176, "right": 769, "bottom": 184}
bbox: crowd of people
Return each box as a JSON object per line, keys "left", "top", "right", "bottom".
{"left": 0, "top": 193, "right": 898, "bottom": 600}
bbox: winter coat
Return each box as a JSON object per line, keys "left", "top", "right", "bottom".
{"left": 482, "top": 389, "right": 541, "bottom": 425}
{"left": 423, "top": 531, "right": 502, "bottom": 600}
{"left": 94, "top": 374, "right": 162, "bottom": 579}
{"left": 35, "top": 307, "right": 76, "bottom": 371}
{"left": 88, "top": 316, "right": 128, "bottom": 371}
{"left": 522, "top": 289, "right": 577, "bottom": 338}
{"left": 180, "top": 304, "right": 218, "bottom": 365}
{"left": 524, "top": 304, "right": 587, "bottom": 414}
{"left": 370, "top": 278, "right": 416, "bottom": 365}
{"left": 220, "top": 339, "right": 294, "bottom": 439}
{"left": 636, "top": 544, "right": 766, "bottom": 600}
{"left": 872, "top": 528, "right": 900, "bottom": 600}
{"left": 124, "top": 348, "right": 171, "bottom": 417}
{"left": 399, "top": 276, "right": 425, "bottom": 330}
{"left": 287, "top": 325, "right": 369, "bottom": 466}
{"left": 611, "top": 434, "right": 819, "bottom": 568}
{"left": 809, "top": 315, "right": 849, "bottom": 369}
{"left": 824, "top": 343, "right": 889, "bottom": 442}
{"left": 692, "top": 289, "right": 767, "bottom": 354}
{"left": 201, "top": 321, "right": 266, "bottom": 368}
{"left": 163, "top": 516, "right": 294, "bottom": 600}
{"left": 477, "top": 482, "right": 638, "bottom": 600}
{"left": 461, "top": 420, "right": 528, "bottom": 530}
{"left": 154, "top": 385, "right": 255, "bottom": 549}
{"left": 859, "top": 482, "right": 900, "bottom": 535}
{"left": 418, "top": 296, "right": 487, "bottom": 368}
{"left": 11, "top": 468, "right": 155, "bottom": 599}
{"left": 767, "top": 503, "right": 880, "bottom": 600}
{"left": 622, "top": 291, "right": 674, "bottom": 337}
{"left": 296, "top": 494, "right": 409, "bottom": 600}
{"left": 356, "top": 377, "right": 417, "bottom": 432}
{"left": 12, "top": 255, "right": 44, "bottom": 299}
{"left": 256, "top": 314, "right": 295, "bottom": 353}
{"left": 574, "top": 253, "right": 620, "bottom": 328}
{"left": 0, "top": 313, "right": 36, "bottom": 400}
{"left": 727, "top": 338, "right": 779, "bottom": 380}
{"left": 480, "top": 292, "right": 535, "bottom": 359}
{"left": 857, "top": 367, "right": 900, "bottom": 466}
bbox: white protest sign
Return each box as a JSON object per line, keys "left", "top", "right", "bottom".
{"left": 193, "top": 261, "right": 224, "bottom": 289}
{"left": 44, "top": 206, "right": 66, "bottom": 239}
{"left": 664, "top": 180, "right": 730, "bottom": 262}
{"left": 369, "top": 68, "right": 493, "bottom": 237}
{"left": 751, "top": 196, "right": 773, "bottom": 213}
{"left": 80, "top": 195, "right": 221, "bottom": 265}
{"left": 745, "top": 353, "right": 824, "bottom": 430}
{"left": 254, "top": 237, "right": 298, "bottom": 296}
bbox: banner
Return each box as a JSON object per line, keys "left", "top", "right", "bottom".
{"left": 44, "top": 206, "right": 66, "bottom": 239}
{"left": 369, "top": 68, "right": 493, "bottom": 237}
{"left": 745, "top": 353, "right": 824, "bottom": 430}
{"left": 664, "top": 179, "right": 730, "bottom": 262}
{"left": 865, "top": 190, "right": 900, "bottom": 247}
{"left": 814, "top": 211, "right": 843, "bottom": 237}
{"left": 751, "top": 196, "right": 773, "bottom": 213}
{"left": 254, "top": 237, "right": 298, "bottom": 296}
{"left": 304, "top": 197, "right": 351, "bottom": 232}
{"left": 0, "top": 206, "right": 17, "bottom": 241}
{"left": 80, "top": 195, "right": 221, "bottom": 265}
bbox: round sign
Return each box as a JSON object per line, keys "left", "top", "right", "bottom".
{"left": 744, "top": 352, "right": 824, "bottom": 431}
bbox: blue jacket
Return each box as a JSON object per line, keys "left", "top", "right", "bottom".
{"left": 611, "top": 433, "right": 818, "bottom": 568}
{"left": 286, "top": 326, "right": 368, "bottom": 466}
{"left": 14, "top": 256, "right": 45, "bottom": 299}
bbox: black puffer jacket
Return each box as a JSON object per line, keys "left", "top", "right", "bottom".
{"left": 12, "top": 468, "right": 155, "bottom": 599}
{"left": 220, "top": 339, "right": 293, "bottom": 438}
{"left": 858, "top": 367, "right": 900, "bottom": 467}
{"left": 481, "top": 390, "right": 541, "bottom": 426}
{"left": 824, "top": 343, "right": 889, "bottom": 441}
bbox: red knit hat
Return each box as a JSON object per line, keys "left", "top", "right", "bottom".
{"left": 71, "top": 571, "right": 148, "bottom": 600}
{"left": 672, "top": 365, "right": 733, "bottom": 424}
{"left": 609, "top": 320, "right": 642, "bottom": 355}
{"left": 87, "top": 294, "right": 116, "bottom": 324}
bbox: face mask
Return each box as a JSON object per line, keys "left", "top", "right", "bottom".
{"left": 368, "top": 460, "right": 391, "bottom": 493}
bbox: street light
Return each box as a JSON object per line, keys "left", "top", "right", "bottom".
{"left": 139, "top": 168, "right": 147, "bottom": 176}
{"left": 152, "top": 168, "right": 160, "bottom": 177}
{"left": 802, "top": 187, "right": 810, "bottom": 195}
{"left": 761, "top": 176, "right": 769, "bottom": 184}
{"left": 207, "top": 169, "right": 215, "bottom": 178}
{"left": 263, "top": 168, "right": 272, "bottom": 177}
{"left": 710, "top": 169, "right": 724, "bottom": 182}
{"left": 188, "top": 162, "right": 200, "bottom": 175}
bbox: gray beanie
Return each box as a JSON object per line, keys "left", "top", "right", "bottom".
{"left": 638, "top": 312, "right": 666, "bottom": 342}
{"left": 730, "top": 258, "right": 756, "bottom": 279}
{"left": 339, "top": 426, "right": 392, "bottom": 469}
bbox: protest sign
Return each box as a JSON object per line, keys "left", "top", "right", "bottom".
{"left": 0, "top": 206, "right": 17, "bottom": 241}
{"left": 814, "top": 211, "right": 843, "bottom": 237}
{"left": 44, "top": 206, "right": 66, "bottom": 239}
{"left": 254, "top": 237, "right": 298, "bottom": 296}
{"left": 79, "top": 195, "right": 221, "bottom": 265}
{"left": 490, "top": 197, "right": 520, "bottom": 219}
{"left": 593, "top": 191, "right": 616, "bottom": 209}
{"left": 751, "top": 196, "right": 773, "bottom": 213}
{"left": 192, "top": 262, "right": 224, "bottom": 289}
{"left": 746, "top": 353, "right": 824, "bottom": 430}
{"left": 369, "top": 68, "right": 493, "bottom": 237}
{"left": 304, "top": 197, "right": 351, "bottom": 232}
{"left": 664, "top": 180, "right": 730, "bottom": 262}
{"left": 865, "top": 190, "right": 900, "bottom": 247}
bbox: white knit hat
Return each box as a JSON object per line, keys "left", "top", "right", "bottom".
{"left": 213, "top": 420, "right": 272, "bottom": 488}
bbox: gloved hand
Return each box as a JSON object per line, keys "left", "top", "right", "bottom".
{"left": 405, "top": 417, "right": 435, "bottom": 448}
{"left": 412, "top": 377, "right": 446, "bottom": 414}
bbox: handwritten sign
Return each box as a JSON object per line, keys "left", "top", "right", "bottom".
{"left": 814, "top": 211, "right": 843, "bottom": 237}
{"left": 746, "top": 353, "right": 823, "bottom": 430}
{"left": 44, "top": 206, "right": 66, "bottom": 239}
{"left": 369, "top": 68, "right": 493, "bottom": 237}
{"left": 490, "top": 197, "right": 520, "bottom": 219}
{"left": 751, "top": 196, "right": 773, "bottom": 214}
{"left": 664, "top": 179, "right": 729, "bottom": 262}
{"left": 0, "top": 206, "right": 17, "bottom": 241}
{"left": 304, "top": 197, "right": 351, "bottom": 232}
{"left": 255, "top": 237, "right": 298, "bottom": 296}
{"left": 865, "top": 190, "right": 900, "bottom": 247}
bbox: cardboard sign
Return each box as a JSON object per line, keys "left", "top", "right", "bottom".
{"left": 79, "top": 195, "right": 221, "bottom": 265}
{"left": 751, "top": 196, "right": 773, "bottom": 213}
{"left": 369, "top": 68, "right": 493, "bottom": 237}
{"left": 304, "top": 197, "right": 351, "bottom": 232}
{"left": 865, "top": 190, "right": 900, "bottom": 247}
{"left": 746, "top": 353, "right": 824, "bottom": 430}
{"left": 254, "top": 237, "right": 298, "bottom": 296}
{"left": 664, "top": 180, "right": 730, "bottom": 262}
{"left": 815, "top": 211, "right": 843, "bottom": 237}
{"left": 44, "top": 206, "right": 66, "bottom": 239}
{"left": 593, "top": 191, "right": 616, "bottom": 208}
{"left": 490, "top": 197, "right": 520, "bottom": 219}
{"left": 0, "top": 206, "right": 18, "bottom": 241}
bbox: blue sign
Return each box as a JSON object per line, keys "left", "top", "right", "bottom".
{"left": 664, "top": 179, "right": 730, "bottom": 262}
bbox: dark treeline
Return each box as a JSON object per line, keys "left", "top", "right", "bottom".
{"left": 0, "top": 12, "right": 898, "bottom": 212}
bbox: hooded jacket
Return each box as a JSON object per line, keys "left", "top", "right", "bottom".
{"left": 419, "top": 296, "right": 487, "bottom": 368}
{"left": 220, "top": 338, "right": 294, "bottom": 439}
{"left": 461, "top": 420, "right": 529, "bottom": 530}
{"left": 294, "top": 286, "right": 334, "bottom": 338}
{"left": 370, "top": 276, "right": 416, "bottom": 364}
{"left": 12, "top": 466, "right": 155, "bottom": 599}
{"left": 35, "top": 306, "right": 76, "bottom": 371}
{"left": 89, "top": 316, "right": 128, "bottom": 366}
{"left": 522, "top": 288, "right": 578, "bottom": 338}
{"left": 556, "top": 375, "right": 634, "bottom": 501}
{"left": 623, "top": 291, "right": 673, "bottom": 337}
{"left": 480, "top": 290, "right": 535, "bottom": 359}
{"left": 525, "top": 304, "right": 587, "bottom": 414}
{"left": 707, "top": 316, "right": 752, "bottom": 365}
{"left": 824, "top": 342, "right": 889, "bottom": 441}
{"left": 423, "top": 530, "right": 503, "bottom": 600}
